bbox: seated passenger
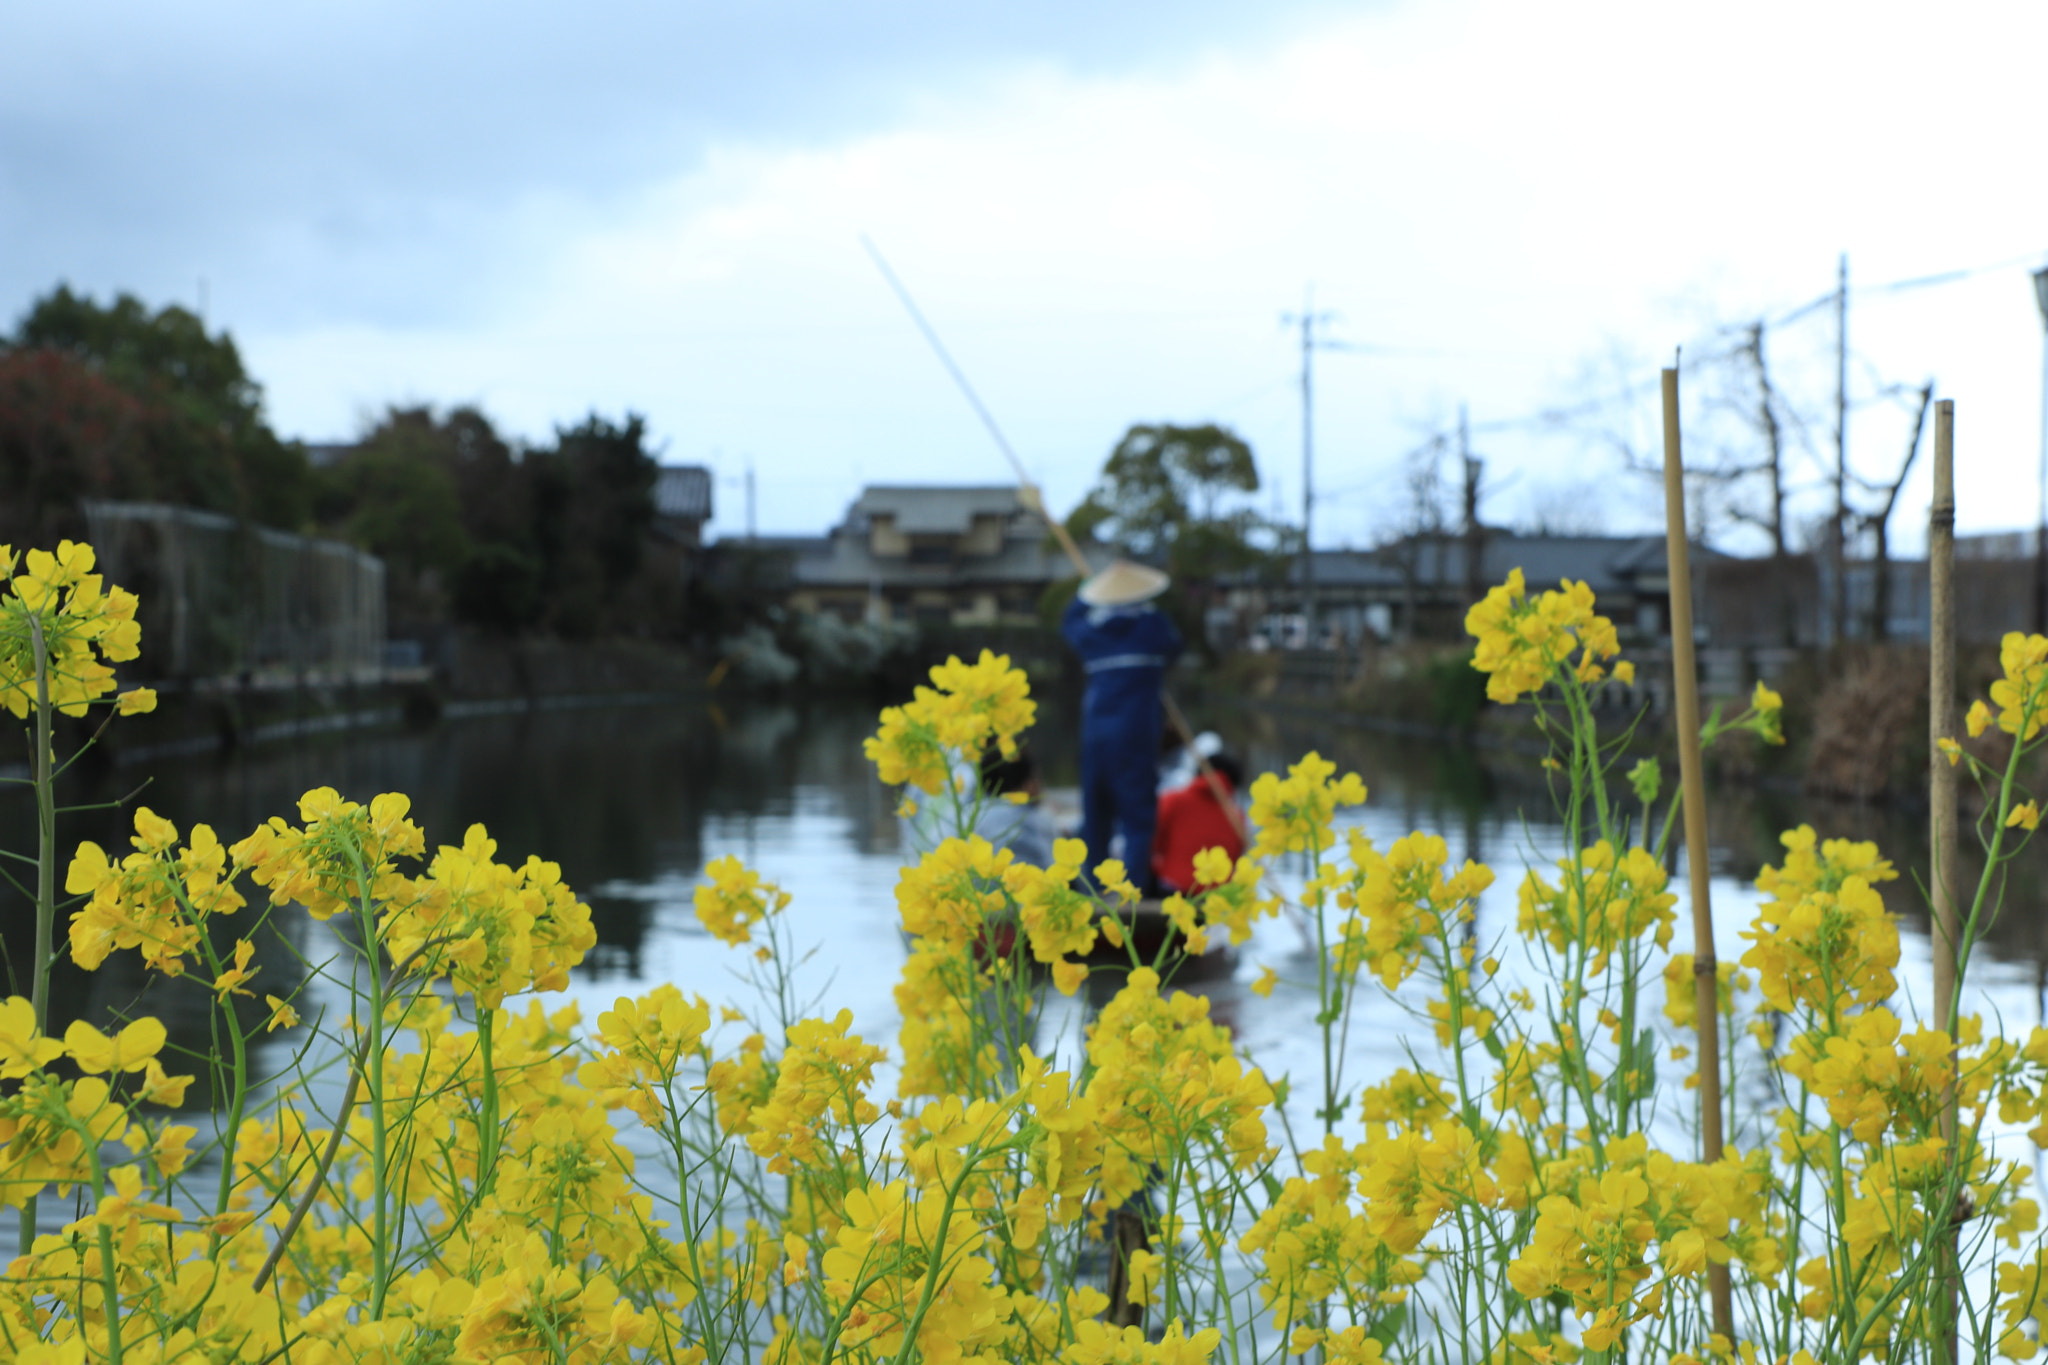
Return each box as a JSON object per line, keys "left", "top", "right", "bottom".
{"left": 970, "top": 743, "right": 1058, "bottom": 869}
{"left": 1151, "top": 752, "right": 1246, "bottom": 896}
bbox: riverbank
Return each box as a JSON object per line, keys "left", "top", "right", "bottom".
{"left": 1204, "top": 638, "right": 2029, "bottom": 808}
{"left": 65, "top": 634, "right": 712, "bottom": 772}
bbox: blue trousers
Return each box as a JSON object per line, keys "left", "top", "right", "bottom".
{"left": 1081, "top": 746, "right": 1159, "bottom": 891}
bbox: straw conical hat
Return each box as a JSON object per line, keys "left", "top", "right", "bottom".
{"left": 1079, "top": 559, "right": 1170, "bottom": 607}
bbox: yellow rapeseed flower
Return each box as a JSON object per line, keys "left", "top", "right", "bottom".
{"left": 0, "top": 996, "right": 64, "bottom": 1078}
{"left": 0, "top": 541, "right": 145, "bottom": 719}
{"left": 1248, "top": 752, "right": 1366, "bottom": 858}
{"left": 865, "top": 649, "right": 1036, "bottom": 793}
{"left": 1996, "top": 632, "right": 2048, "bottom": 740}
{"left": 1751, "top": 680, "right": 1785, "bottom": 745}
{"left": 693, "top": 855, "right": 791, "bottom": 948}
{"left": 63, "top": 1016, "right": 167, "bottom": 1074}
{"left": 1465, "top": 569, "right": 1622, "bottom": 704}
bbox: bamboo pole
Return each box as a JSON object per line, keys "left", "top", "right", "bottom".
{"left": 1929, "top": 399, "right": 1960, "bottom": 1365}
{"left": 1661, "top": 368, "right": 1733, "bottom": 1337}
{"left": 1930, "top": 400, "right": 1959, "bottom": 1037}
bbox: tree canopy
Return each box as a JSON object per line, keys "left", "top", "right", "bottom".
{"left": 4, "top": 284, "right": 697, "bottom": 644}
{"left": 314, "top": 406, "right": 665, "bottom": 636}
{"left": 1067, "top": 423, "right": 1285, "bottom": 582}
{"left": 3, "top": 286, "right": 310, "bottom": 531}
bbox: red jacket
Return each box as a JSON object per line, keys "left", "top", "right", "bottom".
{"left": 1152, "top": 774, "right": 1244, "bottom": 894}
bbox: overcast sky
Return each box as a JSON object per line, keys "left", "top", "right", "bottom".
{"left": 6, "top": 1, "right": 2045, "bottom": 550}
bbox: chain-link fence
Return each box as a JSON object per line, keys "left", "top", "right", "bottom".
{"left": 81, "top": 500, "right": 385, "bottom": 682}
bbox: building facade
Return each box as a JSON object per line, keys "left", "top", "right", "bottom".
{"left": 1226, "top": 532, "right": 1699, "bottom": 648}
{"left": 784, "top": 485, "right": 1099, "bottom": 627}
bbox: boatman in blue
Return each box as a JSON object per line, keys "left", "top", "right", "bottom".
{"left": 1061, "top": 560, "right": 1182, "bottom": 894}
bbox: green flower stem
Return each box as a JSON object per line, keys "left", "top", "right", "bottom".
{"left": 209, "top": 992, "right": 251, "bottom": 1252}
{"left": 250, "top": 936, "right": 442, "bottom": 1294}
{"left": 19, "top": 615, "right": 52, "bottom": 1258}
{"left": 477, "top": 1007, "right": 499, "bottom": 1189}
{"left": 887, "top": 1147, "right": 982, "bottom": 1365}
{"left": 357, "top": 870, "right": 393, "bottom": 1319}
{"left": 81, "top": 1142, "right": 126, "bottom": 1365}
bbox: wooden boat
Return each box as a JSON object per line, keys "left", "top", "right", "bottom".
{"left": 1088, "top": 898, "right": 1239, "bottom": 982}
{"left": 982, "top": 788, "right": 1238, "bottom": 982}
{"left": 978, "top": 899, "right": 1238, "bottom": 984}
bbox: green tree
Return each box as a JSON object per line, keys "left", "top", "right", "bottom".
{"left": 1064, "top": 423, "right": 1288, "bottom": 656}
{"left": 314, "top": 422, "right": 471, "bottom": 628}
{"left": 317, "top": 406, "right": 665, "bottom": 638}
{"left": 526, "top": 413, "right": 658, "bottom": 637}
{"left": 321, "top": 406, "right": 544, "bottom": 632}
{"left": 1067, "top": 422, "right": 1284, "bottom": 581}
{"left": 12, "top": 286, "right": 310, "bottom": 528}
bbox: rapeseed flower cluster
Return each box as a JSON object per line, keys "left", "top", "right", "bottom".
{"left": 20, "top": 551, "right": 2048, "bottom": 1365}
{"left": 695, "top": 853, "right": 792, "bottom": 948}
{"left": 0, "top": 541, "right": 153, "bottom": 719}
{"left": 1741, "top": 826, "right": 1899, "bottom": 1015}
{"left": 1246, "top": 752, "right": 1366, "bottom": 858}
{"left": 1463, "top": 567, "right": 1627, "bottom": 703}
{"left": 865, "top": 650, "right": 1036, "bottom": 794}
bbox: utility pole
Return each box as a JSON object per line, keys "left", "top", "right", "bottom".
{"left": 2033, "top": 267, "right": 2048, "bottom": 633}
{"left": 1834, "top": 253, "right": 1849, "bottom": 646}
{"left": 746, "top": 463, "right": 757, "bottom": 542}
{"left": 1283, "top": 286, "right": 1337, "bottom": 648}
{"left": 1460, "top": 405, "right": 1485, "bottom": 612}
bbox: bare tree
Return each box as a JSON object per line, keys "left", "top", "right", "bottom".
{"left": 1557, "top": 334, "right": 1805, "bottom": 551}
{"left": 1855, "top": 380, "right": 1934, "bottom": 641}
{"left": 1375, "top": 436, "right": 1453, "bottom": 642}
{"left": 1739, "top": 323, "right": 1792, "bottom": 558}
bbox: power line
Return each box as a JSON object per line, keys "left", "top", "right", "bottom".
{"left": 1768, "top": 248, "right": 2048, "bottom": 328}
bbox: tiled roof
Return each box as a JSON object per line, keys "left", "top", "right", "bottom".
{"left": 655, "top": 466, "right": 713, "bottom": 520}
{"left": 844, "top": 486, "right": 1026, "bottom": 536}
{"left": 1267, "top": 533, "right": 1720, "bottom": 594}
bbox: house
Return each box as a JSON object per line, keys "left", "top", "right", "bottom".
{"left": 1227, "top": 531, "right": 1710, "bottom": 646}
{"left": 785, "top": 485, "right": 1100, "bottom": 627}
{"left": 653, "top": 466, "right": 714, "bottom": 547}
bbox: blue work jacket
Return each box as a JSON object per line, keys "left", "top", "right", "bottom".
{"left": 1060, "top": 599, "right": 1183, "bottom": 756}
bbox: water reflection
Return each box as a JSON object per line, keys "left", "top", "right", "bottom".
{"left": 0, "top": 694, "right": 2040, "bottom": 1135}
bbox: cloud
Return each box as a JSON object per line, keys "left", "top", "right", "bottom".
{"left": 0, "top": 0, "right": 1349, "bottom": 328}
{"left": 10, "top": 0, "right": 2048, "bottom": 548}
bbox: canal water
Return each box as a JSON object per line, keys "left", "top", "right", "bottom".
{"left": 4, "top": 692, "right": 2046, "bottom": 1238}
